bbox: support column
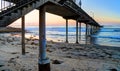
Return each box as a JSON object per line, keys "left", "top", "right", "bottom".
{"left": 95, "top": 26, "right": 97, "bottom": 33}
{"left": 88, "top": 25, "right": 90, "bottom": 35}
{"left": 21, "top": 16, "right": 25, "bottom": 55}
{"left": 89, "top": 25, "right": 91, "bottom": 36}
{"left": 66, "top": 19, "right": 68, "bottom": 43}
{"left": 90, "top": 25, "right": 93, "bottom": 35}
{"left": 93, "top": 26, "right": 95, "bottom": 34}
{"left": 85, "top": 24, "right": 88, "bottom": 44}
{"left": 39, "top": 6, "right": 50, "bottom": 71}
{"left": 96, "top": 26, "right": 98, "bottom": 31}
{"left": 94, "top": 26, "right": 96, "bottom": 33}
{"left": 79, "top": 22, "right": 81, "bottom": 41}
{"left": 87, "top": 25, "right": 89, "bottom": 36}
{"left": 92, "top": 26, "right": 94, "bottom": 34}
{"left": 76, "top": 20, "right": 79, "bottom": 44}
{"left": 86, "top": 24, "right": 88, "bottom": 37}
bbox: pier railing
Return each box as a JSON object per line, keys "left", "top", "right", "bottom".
{"left": 0, "top": 0, "right": 38, "bottom": 18}
{"left": 62, "top": 0, "right": 100, "bottom": 26}
{"left": 0, "top": 0, "right": 61, "bottom": 17}
{"left": 0, "top": 0, "right": 15, "bottom": 12}
{"left": 63, "top": 0, "right": 82, "bottom": 14}
{"left": 0, "top": 0, "right": 28, "bottom": 12}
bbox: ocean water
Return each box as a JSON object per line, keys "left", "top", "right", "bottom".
{"left": 25, "top": 25, "right": 120, "bottom": 47}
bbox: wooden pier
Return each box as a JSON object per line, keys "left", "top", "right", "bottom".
{"left": 0, "top": 0, "right": 101, "bottom": 71}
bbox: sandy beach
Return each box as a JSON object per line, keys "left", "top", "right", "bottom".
{"left": 0, "top": 32, "right": 120, "bottom": 71}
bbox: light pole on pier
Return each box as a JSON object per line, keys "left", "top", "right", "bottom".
{"left": 79, "top": 0, "right": 82, "bottom": 7}
{"left": 90, "top": 11, "right": 94, "bottom": 19}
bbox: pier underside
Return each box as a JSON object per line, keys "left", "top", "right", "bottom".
{"left": 44, "top": 2, "right": 98, "bottom": 26}
{"left": 45, "top": 3, "right": 77, "bottom": 17}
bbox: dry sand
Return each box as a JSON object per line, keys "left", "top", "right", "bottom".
{"left": 0, "top": 33, "right": 120, "bottom": 71}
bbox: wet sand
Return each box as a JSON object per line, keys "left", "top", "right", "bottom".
{"left": 0, "top": 33, "right": 120, "bottom": 71}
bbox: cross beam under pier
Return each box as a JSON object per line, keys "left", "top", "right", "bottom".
{"left": 85, "top": 24, "right": 88, "bottom": 44}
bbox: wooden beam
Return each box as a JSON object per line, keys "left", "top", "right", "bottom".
{"left": 66, "top": 19, "right": 68, "bottom": 43}
{"left": 21, "top": 16, "right": 25, "bottom": 55}
{"left": 79, "top": 22, "right": 81, "bottom": 41}
{"left": 76, "top": 20, "right": 79, "bottom": 44}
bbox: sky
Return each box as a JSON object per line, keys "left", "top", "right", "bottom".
{"left": 8, "top": 0, "right": 120, "bottom": 26}
{"left": 80, "top": 0, "right": 120, "bottom": 25}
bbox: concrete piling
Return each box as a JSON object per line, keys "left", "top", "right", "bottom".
{"left": 38, "top": 6, "right": 50, "bottom": 71}
{"left": 66, "top": 19, "right": 68, "bottom": 43}
{"left": 21, "top": 16, "right": 25, "bottom": 55}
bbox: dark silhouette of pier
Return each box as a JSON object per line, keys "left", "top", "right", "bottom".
{"left": 0, "top": 0, "right": 101, "bottom": 71}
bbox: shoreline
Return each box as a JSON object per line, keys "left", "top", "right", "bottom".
{"left": 79, "top": 44, "right": 120, "bottom": 51}
{"left": 0, "top": 33, "right": 120, "bottom": 71}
